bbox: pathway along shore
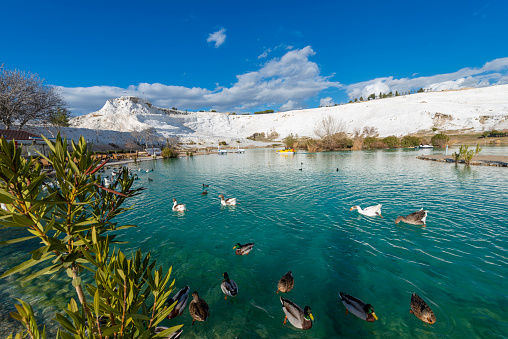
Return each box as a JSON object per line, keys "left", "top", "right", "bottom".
{"left": 417, "top": 154, "right": 508, "bottom": 167}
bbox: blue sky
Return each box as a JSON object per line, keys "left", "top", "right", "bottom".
{"left": 2, "top": 0, "right": 508, "bottom": 115}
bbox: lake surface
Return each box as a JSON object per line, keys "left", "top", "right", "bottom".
{"left": 1, "top": 147, "right": 507, "bottom": 338}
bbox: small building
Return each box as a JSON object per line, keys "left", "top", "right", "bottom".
{"left": 0, "top": 129, "right": 52, "bottom": 156}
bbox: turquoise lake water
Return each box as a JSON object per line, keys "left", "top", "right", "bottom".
{"left": 1, "top": 147, "right": 507, "bottom": 338}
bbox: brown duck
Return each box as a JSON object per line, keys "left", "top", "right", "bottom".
{"left": 410, "top": 293, "right": 436, "bottom": 324}
{"left": 277, "top": 271, "right": 294, "bottom": 293}
{"left": 395, "top": 208, "right": 427, "bottom": 226}
{"left": 189, "top": 291, "right": 210, "bottom": 325}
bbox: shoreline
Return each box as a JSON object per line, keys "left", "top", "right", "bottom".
{"left": 417, "top": 154, "right": 508, "bottom": 167}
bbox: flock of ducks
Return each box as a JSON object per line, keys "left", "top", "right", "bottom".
{"left": 146, "top": 177, "right": 433, "bottom": 336}
{"left": 155, "top": 241, "right": 435, "bottom": 337}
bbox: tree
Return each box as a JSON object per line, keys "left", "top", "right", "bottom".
{"left": 49, "top": 108, "right": 71, "bottom": 127}
{"left": 0, "top": 134, "right": 182, "bottom": 337}
{"left": 362, "top": 126, "right": 379, "bottom": 138}
{"left": 0, "top": 66, "right": 66, "bottom": 130}
{"left": 315, "top": 116, "right": 346, "bottom": 150}
{"left": 283, "top": 133, "right": 298, "bottom": 148}
{"left": 430, "top": 133, "right": 450, "bottom": 147}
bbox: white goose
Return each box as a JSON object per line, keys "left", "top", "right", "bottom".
{"left": 172, "top": 199, "right": 187, "bottom": 212}
{"left": 218, "top": 194, "right": 237, "bottom": 206}
{"left": 350, "top": 204, "right": 382, "bottom": 217}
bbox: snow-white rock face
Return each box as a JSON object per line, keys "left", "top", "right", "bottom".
{"left": 66, "top": 85, "right": 508, "bottom": 147}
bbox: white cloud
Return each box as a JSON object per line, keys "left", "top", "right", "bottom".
{"left": 346, "top": 57, "right": 508, "bottom": 100}
{"left": 207, "top": 28, "right": 226, "bottom": 48}
{"left": 61, "top": 46, "right": 340, "bottom": 115}
{"left": 279, "top": 100, "right": 302, "bottom": 112}
{"left": 319, "top": 97, "right": 334, "bottom": 107}
{"left": 258, "top": 48, "right": 271, "bottom": 59}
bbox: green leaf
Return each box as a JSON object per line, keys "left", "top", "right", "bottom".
{"left": 152, "top": 325, "right": 183, "bottom": 338}
{"left": 101, "top": 325, "right": 121, "bottom": 336}
{"left": 9, "top": 311, "right": 23, "bottom": 321}
{"left": 0, "top": 189, "right": 15, "bottom": 204}
{"left": 72, "top": 276, "right": 81, "bottom": 287}
{"left": 0, "top": 253, "right": 51, "bottom": 279}
{"left": 55, "top": 313, "right": 77, "bottom": 334}
{"left": 21, "top": 264, "right": 59, "bottom": 282}
{"left": 0, "top": 235, "right": 37, "bottom": 246}
{"left": 125, "top": 313, "right": 150, "bottom": 321}
{"left": 94, "top": 289, "right": 100, "bottom": 315}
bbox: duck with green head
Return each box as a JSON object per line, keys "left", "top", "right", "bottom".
{"left": 221, "top": 272, "right": 238, "bottom": 300}
{"left": 339, "top": 292, "right": 378, "bottom": 322}
{"left": 233, "top": 243, "right": 254, "bottom": 255}
{"left": 280, "top": 296, "right": 314, "bottom": 329}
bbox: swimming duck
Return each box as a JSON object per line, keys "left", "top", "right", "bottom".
{"left": 339, "top": 292, "right": 378, "bottom": 322}
{"left": 165, "top": 286, "right": 190, "bottom": 319}
{"left": 410, "top": 293, "right": 436, "bottom": 324}
{"left": 154, "top": 327, "right": 183, "bottom": 339}
{"left": 201, "top": 190, "right": 208, "bottom": 195}
{"left": 189, "top": 291, "right": 209, "bottom": 325}
{"left": 233, "top": 243, "right": 254, "bottom": 255}
{"left": 277, "top": 271, "right": 294, "bottom": 293}
{"left": 203, "top": 183, "right": 209, "bottom": 188}
{"left": 103, "top": 177, "right": 113, "bottom": 187}
{"left": 172, "top": 199, "right": 187, "bottom": 212}
{"left": 148, "top": 178, "right": 153, "bottom": 182}
{"left": 280, "top": 297, "right": 314, "bottom": 329}
{"left": 221, "top": 272, "right": 238, "bottom": 300}
{"left": 219, "top": 194, "right": 237, "bottom": 206}
{"left": 350, "top": 204, "right": 382, "bottom": 217}
{"left": 395, "top": 208, "right": 427, "bottom": 225}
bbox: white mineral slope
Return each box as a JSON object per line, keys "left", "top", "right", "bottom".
{"left": 66, "top": 85, "right": 508, "bottom": 147}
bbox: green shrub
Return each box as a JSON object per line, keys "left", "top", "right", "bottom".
{"left": 162, "top": 146, "right": 179, "bottom": 158}
{"left": 382, "top": 135, "right": 400, "bottom": 148}
{"left": 363, "top": 136, "right": 378, "bottom": 148}
{"left": 0, "top": 135, "right": 181, "bottom": 338}
{"left": 401, "top": 135, "right": 421, "bottom": 147}
{"left": 431, "top": 133, "right": 450, "bottom": 147}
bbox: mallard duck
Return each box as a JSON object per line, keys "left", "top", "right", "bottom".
{"left": 410, "top": 293, "right": 436, "bottom": 324}
{"left": 203, "top": 183, "right": 209, "bottom": 188}
{"left": 277, "top": 271, "right": 294, "bottom": 293}
{"left": 165, "top": 286, "right": 190, "bottom": 319}
{"left": 154, "top": 327, "right": 183, "bottom": 339}
{"left": 189, "top": 291, "right": 209, "bottom": 325}
{"left": 280, "top": 296, "right": 314, "bottom": 329}
{"left": 339, "top": 292, "right": 378, "bottom": 322}
{"left": 219, "top": 194, "right": 237, "bottom": 206}
{"left": 350, "top": 204, "right": 382, "bottom": 217}
{"left": 172, "top": 199, "right": 187, "bottom": 212}
{"left": 201, "top": 190, "right": 208, "bottom": 195}
{"left": 221, "top": 272, "right": 238, "bottom": 300}
{"left": 233, "top": 243, "right": 254, "bottom": 255}
{"left": 395, "top": 208, "right": 427, "bottom": 225}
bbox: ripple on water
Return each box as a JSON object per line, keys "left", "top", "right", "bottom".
{"left": 1, "top": 148, "right": 508, "bottom": 337}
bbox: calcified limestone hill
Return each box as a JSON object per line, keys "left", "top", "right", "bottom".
{"left": 63, "top": 85, "right": 508, "bottom": 147}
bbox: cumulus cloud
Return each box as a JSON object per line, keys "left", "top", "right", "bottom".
{"left": 207, "top": 28, "right": 226, "bottom": 48}
{"left": 319, "top": 97, "right": 335, "bottom": 107}
{"left": 61, "top": 46, "right": 340, "bottom": 115}
{"left": 346, "top": 57, "right": 508, "bottom": 100}
{"left": 280, "top": 100, "right": 303, "bottom": 112}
